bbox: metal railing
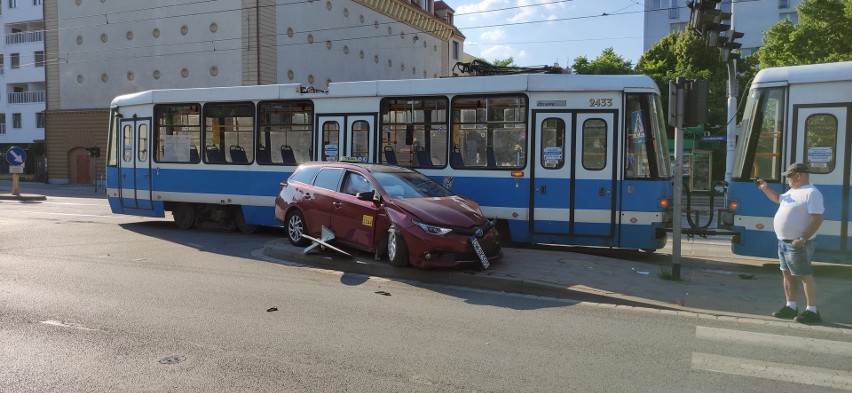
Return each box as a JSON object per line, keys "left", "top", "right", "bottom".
{"left": 5, "top": 30, "right": 44, "bottom": 45}
{"left": 7, "top": 90, "right": 45, "bottom": 104}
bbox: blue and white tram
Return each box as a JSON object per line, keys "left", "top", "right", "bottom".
{"left": 722, "top": 61, "right": 852, "bottom": 262}
{"left": 106, "top": 74, "right": 673, "bottom": 250}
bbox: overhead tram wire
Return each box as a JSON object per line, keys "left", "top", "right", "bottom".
{"left": 33, "top": 0, "right": 765, "bottom": 69}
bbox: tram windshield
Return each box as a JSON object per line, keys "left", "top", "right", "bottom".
{"left": 733, "top": 87, "right": 786, "bottom": 182}
{"left": 624, "top": 93, "right": 671, "bottom": 179}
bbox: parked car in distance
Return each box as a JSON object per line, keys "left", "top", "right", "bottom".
{"left": 274, "top": 160, "right": 502, "bottom": 269}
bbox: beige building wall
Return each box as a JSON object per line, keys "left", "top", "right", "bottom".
{"left": 44, "top": 0, "right": 460, "bottom": 184}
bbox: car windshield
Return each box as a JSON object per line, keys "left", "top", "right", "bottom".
{"left": 372, "top": 170, "right": 453, "bottom": 199}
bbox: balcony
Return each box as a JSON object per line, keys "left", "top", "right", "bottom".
{"left": 5, "top": 30, "right": 44, "bottom": 45}
{"left": 8, "top": 90, "right": 45, "bottom": 104}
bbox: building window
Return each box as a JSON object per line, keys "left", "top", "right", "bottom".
{"left": 779, "top": 0, "right": 789, "bottom": 8}
{"left": 9, "top": 0, "right": 17, "bottom": 8}
{"left": 34, "top": 51, "right": 44, "bottom": 67}
{"left": 669, "top": 3, "right": 679, "bottom": 19}
{"left": 36, "top": 112, "right": 44, "bottom": 128}
{"left": 13, "top": 113, "right": 22, "bottom": 128}
{"left": 0, "top": 114, "right": 5, "bottom": 135}
{"left": 33, "top": 0, "right": 42, "bottom": 5}
{"left": 671, "top": 22, "right": 688, "bottom": 33}
{"left": 452, "top": 41, "right": 459, "bottom": 60}
{"left": 10, "top": 53, "right": 20, "bottom": 69}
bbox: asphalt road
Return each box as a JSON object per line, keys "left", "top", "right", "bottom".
{"left": 1, "top": 195, "right": 850, "bottom": 392}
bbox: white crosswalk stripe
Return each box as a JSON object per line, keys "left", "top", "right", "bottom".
{"left": 693, "top": 326, "right": 852, "bottom": 391}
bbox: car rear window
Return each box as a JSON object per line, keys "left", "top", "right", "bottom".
{"left": 288, "top": 166, "right": 321, "bottom": 185}
{"left": 374, "top": 171, "right": 452, "bottom": 198}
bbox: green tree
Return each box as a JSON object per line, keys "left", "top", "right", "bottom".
{"left": 759, "top": 0, "right": 852, "bottom": 67}
{"left": 571, "top": 48, "right": 634, "bottom": 75}
{"left": 637, "top": 32, "right": 723, "bottom": 125}
{"left": 490, "top": 57, "right": 516, "bottom": 67}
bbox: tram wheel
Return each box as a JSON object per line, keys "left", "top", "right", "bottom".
{"left": 234, "top": 207, "right": 258, "bottom": 234}
{"left": 173, "top": 203, "right": 196, "bottom": 229}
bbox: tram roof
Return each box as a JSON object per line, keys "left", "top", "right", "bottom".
{"left": 111, "top": 74, "right": 659, "bottom": 108}
{"left": 752, "top": 61, "right": 852, "bottom": 87}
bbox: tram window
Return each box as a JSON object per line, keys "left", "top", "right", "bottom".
{"left": 123, "top": 124, "right": 133, "bottom": 163}
{"left": 582, "top": 119, "right": 607, "bottom": 170}
{"left": 322, "top": 121, "right": 340, "bottom": 161}
{"left": 540, "top": 118, "right": 565, "bottom": 169}
{"left": 351, "top": 121, "right": 370, "bottom": 162}
{"left": 804, "top": 114, "right": 837, "bottom": 174}
{"left": 258, "top": 101, "right": 313, "bottom": 165}
{"left": 137, "top": 123, "right": 148, "bottom": 162}
{"left": 380, "top": 97, "right": 448, "bottom": 168}
{"left": 624, "top": 94, "right": 671, "bottom": 179}
{"left": 452, "top": 94, "right": 527, "bottom": 169}
{"left": 108, "top": 113, "right": 119, "bottom": 166}
{"left": 743, "top": 88, "right": 785, "bottom": 181}
{"left": 203, "top": 102, "right": 254, "bottom": 164}
{"left": 154, "top": 104, "right": 201, "bottom": 163}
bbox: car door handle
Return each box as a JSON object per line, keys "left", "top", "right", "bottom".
{"left": 332, "top": 201, "right": 342, "bottom": 208}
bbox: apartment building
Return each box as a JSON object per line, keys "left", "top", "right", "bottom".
{"left": 43, "top": 0, "right": 463, "bottom": 184}
{"left": 0, "top": 0, "right": 45, "bottom": 173}
{"left": 643, "top": 0, "right": 803, "bottom": 57}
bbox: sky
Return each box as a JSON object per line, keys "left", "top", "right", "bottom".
{"left": 453, "top": 0, "right": 647, "bottom": 69}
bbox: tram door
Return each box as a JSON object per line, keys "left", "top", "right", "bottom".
{"left": 794, "top": 106, "right": 850, "bottom": 252}
{"left": 532, "top": 111, "right": 616, "bottom": 237}
{"left": 117, "top": 118, "right": 153, "bottom": 212}
{"left": 316, "top": 114, "right": 376, "bottom": 162}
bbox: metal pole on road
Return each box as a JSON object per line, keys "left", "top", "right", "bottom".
{"left": 670, "top": 78, "right": 687, "bottom": 281}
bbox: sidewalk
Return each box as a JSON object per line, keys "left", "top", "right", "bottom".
{"left": 0, "top": 179, "right": 103, "bottom": 200}
{"left": 263, "top": 239, "right": 852, "bottom": 331}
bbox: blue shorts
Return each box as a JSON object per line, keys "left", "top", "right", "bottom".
{"left": 778, "top": 239, "right": 815, "bottom": 276}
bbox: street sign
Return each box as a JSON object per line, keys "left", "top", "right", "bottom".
{"left": 5, "top": 146, "right": 27, "bottom": 166}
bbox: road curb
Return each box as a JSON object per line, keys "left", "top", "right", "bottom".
{"left": 0, "top": 193, "right": 46, "bottom": 201}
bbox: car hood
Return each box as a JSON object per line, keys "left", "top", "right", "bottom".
{"left": 391, "top": 196, "right": 485, "bottom": 226}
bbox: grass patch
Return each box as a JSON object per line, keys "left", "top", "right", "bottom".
{"left": 0, "top": 174, "right": 39, "bottom": 182}
{"left": 658, "top": 266, "right": 682, "bottom": 281}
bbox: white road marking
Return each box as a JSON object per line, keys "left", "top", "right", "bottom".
{"left": 697, "top": 326, "right": 852, "bottom": 357}
{"left": 41, "top": 320, "right": 99, "bottom": 332}
{"left": 692, "top": 352, "right": 852, "bottom": 390}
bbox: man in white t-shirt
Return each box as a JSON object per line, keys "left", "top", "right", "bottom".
{"left": 755, "top": 163, "right": 825, "bottom": 324}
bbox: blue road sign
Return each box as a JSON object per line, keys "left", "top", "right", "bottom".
{"left": 5, "top": 146, "right": 27, "bottom": 166}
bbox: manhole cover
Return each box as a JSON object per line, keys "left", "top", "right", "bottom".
{"left": 158, "top": 355, "right": 186, "bottom": 365}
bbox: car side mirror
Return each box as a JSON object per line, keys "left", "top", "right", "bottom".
{"left": 356, "top": 190, "right": 380, "bottom": 202}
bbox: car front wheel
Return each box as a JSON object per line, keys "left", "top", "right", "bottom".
{"left": 286, "top": 210, "right": 310, "bottom": 247}
{"left": 387, "top": 228, "right": 409, "bottom": 267}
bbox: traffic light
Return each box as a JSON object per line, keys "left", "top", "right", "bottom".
{"left": 718, "top": 30, "right": 744, "bottom": 62}
{"left": 688, "top": 0, "right": 733, "bottom": 48}
{"left": 688, "top": 0, "right": 723, "bottom": 36}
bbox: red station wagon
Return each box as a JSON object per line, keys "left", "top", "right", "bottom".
{"left": 274, "top": 161, "right": 502, "bottom": 269}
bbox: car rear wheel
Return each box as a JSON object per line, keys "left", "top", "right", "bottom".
{"left": 387, "top": 228, "right": 409, "bottom": 267}
{"left": 173, "top": 203, "right": 196, "bottom": 229}
{"left": 286, "top": 210, "right": 310, "bottom": 247}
